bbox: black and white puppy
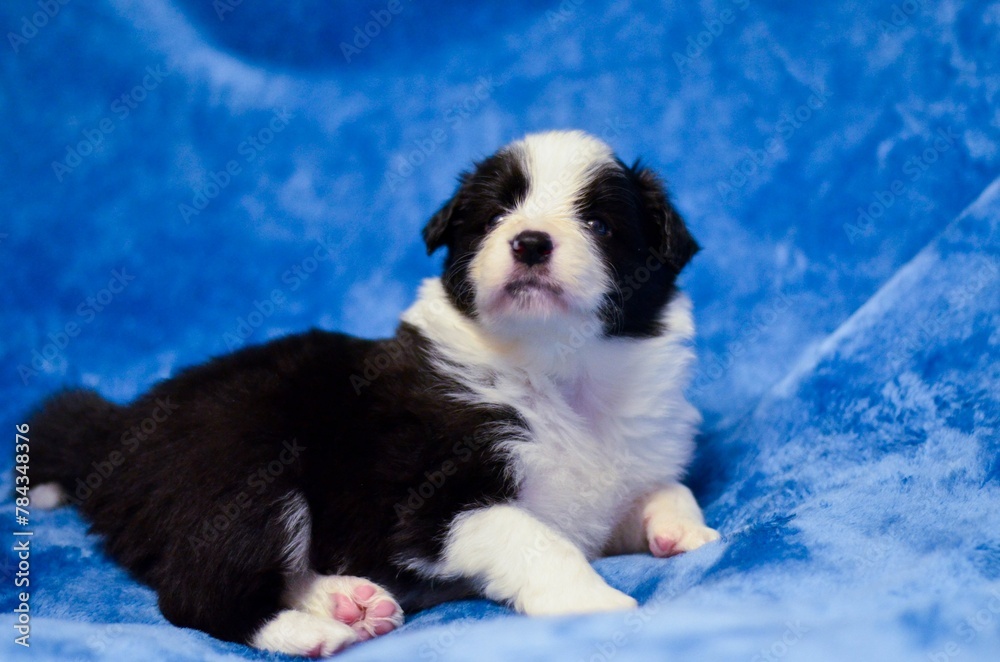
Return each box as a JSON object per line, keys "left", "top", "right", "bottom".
{"left": 28, "top": 130, "right": 719, "bottom": 656}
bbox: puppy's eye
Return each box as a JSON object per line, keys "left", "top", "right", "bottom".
{"left": 587, "top": 219, "right": 611, "bottom": 236}
{"left": 487, "top": 214, "right": 504, "bottom": 228}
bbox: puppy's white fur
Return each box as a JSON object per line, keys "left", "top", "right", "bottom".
{"left": 32, "top": 482, "right": 67, "bottom": 510}
{"left": 405, "top": 280, "right": 700, "bottom": 548}
{"left": 251, "top": 609, "right": 357, "bottom": 657}
{"left": 279, "top": 490, "right": 312, "bottom": 573}
{"left": 440, "top": 505, "right": 637, "bottom": 615}
{"left": 400, "top": 132, "right": 715, "bottom": 613}
{"left": 471, "top": 132, "right": 616, "bottom": 331}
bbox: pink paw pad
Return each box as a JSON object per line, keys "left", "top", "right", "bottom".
{"left": 329, "top": 581, "right": 403, "bottom": 640}
{"left": 651, "top": 534, "right": 680, "bottom": 557}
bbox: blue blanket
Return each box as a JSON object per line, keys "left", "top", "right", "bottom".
{"left": 2, "top": 1, "right": 998, "bottom": 660}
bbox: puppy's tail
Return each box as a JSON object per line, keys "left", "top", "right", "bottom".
{"left": 25, "top": 389, "right": 123, "bottom": 508}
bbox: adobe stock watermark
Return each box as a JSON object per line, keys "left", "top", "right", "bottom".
{"left": 417, "top": 620, "right": 473, "bottom": 662}
{"left": 884, "top": 256, "right": 997, "bottom": 374}
{"left": 188, "top": 439, "right": 305, "bottom": 551}
{"left": 340, "top": 0, "right": 413, "bottom": 63}
{"left": 672, "top": 0, "right": 751, "bottom": 73}
{"left": 178, "top": 107, "right": 294, "bottom": 223}
{"left": 689, "top": 291, "right": 795, "bottom": 396}
{"left": 928, "top": 588, "right": 1000, "bottom": 662}
{"left": 63, "top": 398, "right": 181, "bottom": 507}
{"left": 715, "top": 86, "right": 832, "bottom": 200}
{"left": 383, "top": 73, "right": 510, "bottom": 192}
{"left": 750, "top": 621, "right": 811, "bottom": 662}
{"left": 392, "top": 426, "right": 505, "bottom": 521}
{"left": 18, "top": 267, "right": 136, "bottom": 385}
{"left": 221, "top": 232, "right": 349, "bottom": 350}
{"left": 545, "top": 0, "right": 585, "bottom": 28}
{"left": 843, "top": 126, "right": 958, "bottom": 243}
{"left": 548, "top": 240, "right": 683, "bottom": 364}
{"left": 526, "top": 458, "right": 636, "bottom": 545}
{"left": 212, "top": 0, "right": 244, "bottom": 21}
{"left": 581, "top": 587, "right": 682, "bottom": 662}
{"left": 878, "top": 0, "right": 926, "bottom": 34}
{"left": 84, "top": 624, "right": 126, "bottom": 657}
{"left": 349, "top": 332, "right": 416, "bottom": 394}
{"left": 51, "top": 63, "right": 172, "bottom": 182}
{"left": 518, "top": 116, "right": 627, "bottom": 218}
{"left": 850, "top": 539, "right": 889, "bottom": 571}
{"left": 6, "top": 0, "right": 71, "bottom": 54}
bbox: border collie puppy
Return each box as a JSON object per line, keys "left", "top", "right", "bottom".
{"left": 28, "top": 130, "right": 719, "bottom": 656}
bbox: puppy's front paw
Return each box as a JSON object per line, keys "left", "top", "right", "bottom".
{"left": 520, "top": 580, "right": 638, "bottom": 616}
{"left": 646, "top": 517, "right": 720, "bottom": 557}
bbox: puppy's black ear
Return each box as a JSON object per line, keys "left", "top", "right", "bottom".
{"left": 422, "top": 175, "right": 468, "bottom": 256}
{"left": 630, "top": 162, "right": 700, "bottom": 271}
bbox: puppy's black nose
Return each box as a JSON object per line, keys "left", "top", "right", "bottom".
{"left": 510, "top": 231, "right": 554, "bottom": 266}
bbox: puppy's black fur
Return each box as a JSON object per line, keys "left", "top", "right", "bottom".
{"left": 30, "top": 325, "right": 521, "bottom": 643}
{"left": 426, "top": 148, "right": 696, "bottom": 336}
{"left": 26, "top": 136, "right": 696, "bottom": 647}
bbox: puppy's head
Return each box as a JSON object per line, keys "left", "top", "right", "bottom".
{"left": 423, "top": 130, "right": 698, "bottom": 338}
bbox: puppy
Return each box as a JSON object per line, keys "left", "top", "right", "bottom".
{"left": 28, "top": 130, "right": 719, "bottom": 656}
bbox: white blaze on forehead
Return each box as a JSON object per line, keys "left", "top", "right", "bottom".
{"left": 467, "top": 130, "right": 617, "bottom": 331}
{"left": 513, "top": 130, "right": 617, "bottom": 219}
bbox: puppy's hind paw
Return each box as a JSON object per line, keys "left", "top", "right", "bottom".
{"left": 251, "top": 610, "right": 358, "bottom": 657}
{"left": 292, "top": 575, "right": 404, "bottom": 641}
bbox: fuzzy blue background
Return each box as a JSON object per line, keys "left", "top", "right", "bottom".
{"left": 2, "top": 0, "right": 999, "bottom": 660}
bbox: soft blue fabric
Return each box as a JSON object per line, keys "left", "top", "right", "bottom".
{"left": 2, "top": 1, "right": 998, "bottom": 660}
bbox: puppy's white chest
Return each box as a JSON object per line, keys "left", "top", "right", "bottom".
{"left": 507, "top": 375, "right": 633, "bottom": 556}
